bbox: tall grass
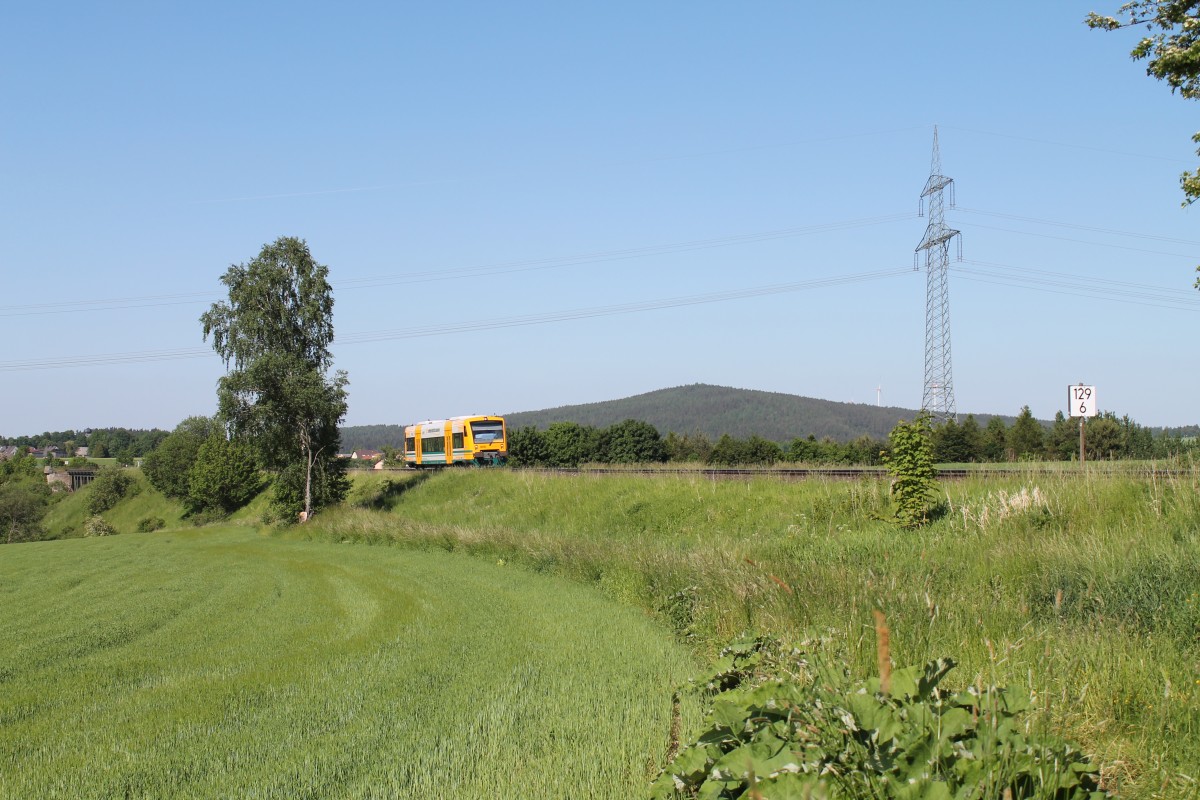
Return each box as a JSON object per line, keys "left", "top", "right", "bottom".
{"left": 309, "top": 467, "right": 1200, "bottom": 797}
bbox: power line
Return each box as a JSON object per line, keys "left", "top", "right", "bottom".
{"left": 0, "top": 267, "right": 913, "bottom": 372}
{"left": 938, "top": 125, "right": 1192, "bottom": 164}
{"left": 0, "top": 212, "right": 915, "bottom": 318}
{"left": 956, "top": 222, "right": 1200, "bottom": 260}
{"left": 956, "top": 207, "right": 1200, "bottom": 247}
{"left": 204, "top": 126, "right": 933, "bottom": 204}
{"left": 5, "top": 205, "right": 1193, "bottom": 320}
{"left": 5, "top": 255, "right": 1197, "bottom": 373}
{"left": 953, "top": 261, "right": 1200, "bottom": 312}
{"left": 959, "top": 259, "right": 1199, "bottom": 299}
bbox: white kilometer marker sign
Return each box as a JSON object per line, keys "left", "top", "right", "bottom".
{"left": 1069, "top": 384, "right": 1097, "bottom": 419}
{"left": 1068, "top": 384, "right": 1097, "bottom": 465}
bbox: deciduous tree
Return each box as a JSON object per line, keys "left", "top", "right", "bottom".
{"left": 506, "top": 426, "right": 550, "bottom": 467}
{"left": 599, "top": 419, "right": 667, "bottom": 464}
{"left": 542, "top": 422, "right": 600, "bottom": 467}
{"left": 0, "top": 480, "right": 50, "bottom": 544}
{"left": 142, "top": 416, "right": 219, "bottom": 500}
{"left": 201, "top": 237, "right": 349, "bottom": 520}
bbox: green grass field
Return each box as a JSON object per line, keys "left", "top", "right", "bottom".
{"left": 0, "top": 528, "right": 699, "bottom": 799}
{"left": 312, "top": 467, "right": 1200, "bottom": 797}
{"left": 15, "top": 464, "right": 1200, "bottom": 797}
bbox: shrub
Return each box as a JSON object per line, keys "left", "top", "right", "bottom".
{"left": 83, "top": 516, "right": 116, "bottom": 537}
{"left": 136, "top": 517, "right": 166, "bottom": 533}
{"left": 85, "top": 467, "right": 136, "bottom": 516}
{"left": 142, "top": 416, "right": 218, "bottom": 500}
{"left": 885, "top": 413, "right": 938, "bottom": 529}
{"left": 187, "top": 435, "right": 261, "bottom": 514}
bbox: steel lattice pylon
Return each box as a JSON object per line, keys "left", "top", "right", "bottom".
{"left": 915, "top": 127, "right": 960, "bottom": 422}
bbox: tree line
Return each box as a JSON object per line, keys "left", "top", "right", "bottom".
{"left": 932, "top": 406, "right": 1195, "bottom": 463}
{"left": 0, "top": 427, "right": 168, "bottom": 463}
{"left": 507, "top": 406, "right": 1197, "bottom": 468}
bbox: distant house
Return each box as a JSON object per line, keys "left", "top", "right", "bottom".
{"left": 0, "top": 445, "right": 18, "bottom": 461}
{"left": 75, "top": 446, "right": 89, "bottom": 458}
{"left": 351, "top": 449, "right": 383, "bottom": 461}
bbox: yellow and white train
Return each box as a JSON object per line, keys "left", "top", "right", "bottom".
{"left": 402, "top": 415, "right": 507, "bottom": 468}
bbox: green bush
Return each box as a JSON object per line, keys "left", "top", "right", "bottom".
{"left": 136, "top": 517, "right": 165, "bottom": 533}
{"left": 83, "top": 516, "right": 116, "bottom": 537}
{"left": 885, "top": 413, "right": 938, "bottom": 528}
{"left": 85, "top": 467, "right": 136, "bottom": 516}
{"left": 187, "top": 435, "right": 261, "bottom": 514}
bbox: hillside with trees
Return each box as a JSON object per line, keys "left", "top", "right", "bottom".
{"left": 503, "top": 384, "right": 1011, "bottom": 442}
{"left": 341, "top": 384, "right": 1004, "bottom": 450}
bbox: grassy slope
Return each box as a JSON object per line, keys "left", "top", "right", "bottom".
{"left": 0, "top": 528, "right": 698, "bottom": 799}
{"left": 312, "top": 468, "right": 1200, "bottom": 798}
{"left": 40, "top": 469, "right": 270, "bottom": 539}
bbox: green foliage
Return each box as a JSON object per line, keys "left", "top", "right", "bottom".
{"left": 542, "top": 421, "right": 601, "bottom": 467}
{"left": 885, "top": 414, "right": 939, "bottom": 529}
{"left": 1046, "top": 412, "right": 1079, "bottom": 461}
{"left": 142, "top": 416, "right": 219, "bottom": 500}
{"left": 39, "top": 469, "right": 191, "bottom": 539}
{"left": 600, "top": 419, "right": 668, "bottom": 463}
{"left": 665, "top": 431, "right": 714, "bottom": 462}
{"left": 1087, "top": 1, "right": 1200, "bottom": 207}
{"left": 79, "top": 427, "right": 169, "bottom": 462}
{"left": 1009, "top": 406, "right": 1046, "bottom": 460}
{"left": 83, "top": 515, "right": 116, "bottom": 537}
{"left": 982, "top": 416, "right": 1009, "bottom": 461}
{"left": 651, "top": 636, "right": 1104, "bottom": 799}
{"left": 201, "top": 236, "right": 349, "bottom": 519}
{"left": 0, "top": 451, "right": 42, "bottom": 484}
{"left": 0, "top": 479, "right": 51, "bottom": 544}
{"left": 187, "top": 435, "right": 262, "bottom": 514}
{"left": 933, "top": 417, "right": 983, "bottom": 462}
{"left": 136, "top": 516, "right": 166, "bottom": 532}
{"left": 85, "top": 467, "right": 136, "bottom": 516}
{"left": 506, "top": 425, "right": 550, "bottom": 466}
{"left": 707, "top": 434, "right": 785, "bottom": 466}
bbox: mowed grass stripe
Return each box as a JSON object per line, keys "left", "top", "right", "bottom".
{"left": 0, "top": 528, "right": 697, "bottom": 799}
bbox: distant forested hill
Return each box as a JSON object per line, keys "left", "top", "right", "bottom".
{"left": 505, "top": 384, "right": 950, "bottom": 442}
{"left": 339, "top": 424, "right": 406, "bottom": 453}
{"left": 340, "top": 384, "right": 1015, "bottom": 449}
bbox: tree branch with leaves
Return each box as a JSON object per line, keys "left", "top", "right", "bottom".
{"left": 1087, "top": 1, "right": 1200, "bottom": 288}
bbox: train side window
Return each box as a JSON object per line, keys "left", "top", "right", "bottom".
{"left": 452, "top": 432, "right": 464, "bottom": 449}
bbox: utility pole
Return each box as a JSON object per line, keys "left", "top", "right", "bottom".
{"left": 916, "top": 127, "right": 961, "bottom": 422}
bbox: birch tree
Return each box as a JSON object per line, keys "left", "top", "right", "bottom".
{"left": 201, "top": 237, "right": 349, "bottom": 521}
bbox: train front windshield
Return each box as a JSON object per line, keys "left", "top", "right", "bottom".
{"left": 470, "top": 421, "right": 504, "bottom": 443}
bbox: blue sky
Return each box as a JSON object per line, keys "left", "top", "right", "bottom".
{"left": 3, "top": 1, "right": 1197, "bottom": 435}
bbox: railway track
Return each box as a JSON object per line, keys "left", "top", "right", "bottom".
{"left": 375, "top": 465, "right": 1185, "bottom": 480}
{"left": 510, "top": 466, "right": 1186, "bottom": 480}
